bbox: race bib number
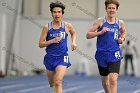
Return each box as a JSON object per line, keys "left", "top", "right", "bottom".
{"left": 115, "top": 51, "right": 120, "bottom": 58}
{"left": 60, "top": 32, "right": 65, "bottom": 39}
{"left": 64, "top": 56, "right": 69, "bottom": 63}
{"left": 114, "top": 31, "right": 118, "bottom": 40}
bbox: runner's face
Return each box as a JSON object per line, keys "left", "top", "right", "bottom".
{"left": 52, "top": 7, "right": 63, "bottom": 22}
{"left": 106, "top": 4, "right": 118, "bottom": 18}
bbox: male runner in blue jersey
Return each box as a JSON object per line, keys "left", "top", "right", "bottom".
{"left": 86, "top": 0, "right": 126, "bottom": 93}
{"left": 39, "top": 1, "right": 77, "bottom": 93}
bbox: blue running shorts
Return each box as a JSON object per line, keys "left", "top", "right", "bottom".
{"left": 95, "top": 50, "right": 123, "bottom": 67}
{"left": 43, "top": 53, "right": 71, "bottom": 71}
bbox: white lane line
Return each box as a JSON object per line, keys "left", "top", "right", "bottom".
{"left": 63, "top": 86, "right": 84, "bottom": 93}
{"left": 18, "top": 85, "right": 50, "bottom": 93}
{"left": 94, "top": 89, "right": 105, "bottom": 93}
{"left": 131, "top": 89, "right": 140, "bottom": 93}
{"left": 0, "top": 84, "right": 24, "bottom": 89}
{"left": 7, "top": 85, "right": 50, "bottom": 93}
{"left": 50, "top": 86, "right": 84, "bottom": 93}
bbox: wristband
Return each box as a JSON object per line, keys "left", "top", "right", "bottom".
{"left": 121, "top": 37, "right": 125, "bottom": 41}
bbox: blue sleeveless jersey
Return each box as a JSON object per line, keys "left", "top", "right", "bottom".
{"left": 95, "top": 16, "right": 123, "bottom": 67}
{"left": 45, "top": 21, "right": 68, "bottom": 56}
{"left": 97, "top": 16, "right": 121, "bottom": 51}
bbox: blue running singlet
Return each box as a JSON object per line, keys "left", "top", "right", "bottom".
{"left": 95, "top": 16, "right": 123, "bottom": 67}
{"left": 46, "top": 21, "right": 68, "bottom": 56}
{"left": 43, "top": 21, "right": 71, "bottom": 71}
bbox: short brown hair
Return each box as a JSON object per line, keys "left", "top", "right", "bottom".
{"left": 105, "top": 0, "right": 119, "bottom": 9}
{"left": 50, "top": 1, "right": 65, "bottom": 14}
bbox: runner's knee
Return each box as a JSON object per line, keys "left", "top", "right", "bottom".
{"left": 54, "top": 79, "right": 62, "bottom": 86}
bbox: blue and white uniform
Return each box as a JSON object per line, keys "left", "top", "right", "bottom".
{"left": 44, "top": 21, "right": 71, "bottom": 71}
{"left": 95, "top": 16, "right": 123, "bottom": 67}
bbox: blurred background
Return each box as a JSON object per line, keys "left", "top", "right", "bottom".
{"left": 0, "top": 0, "right": 140, "bottom": 78}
